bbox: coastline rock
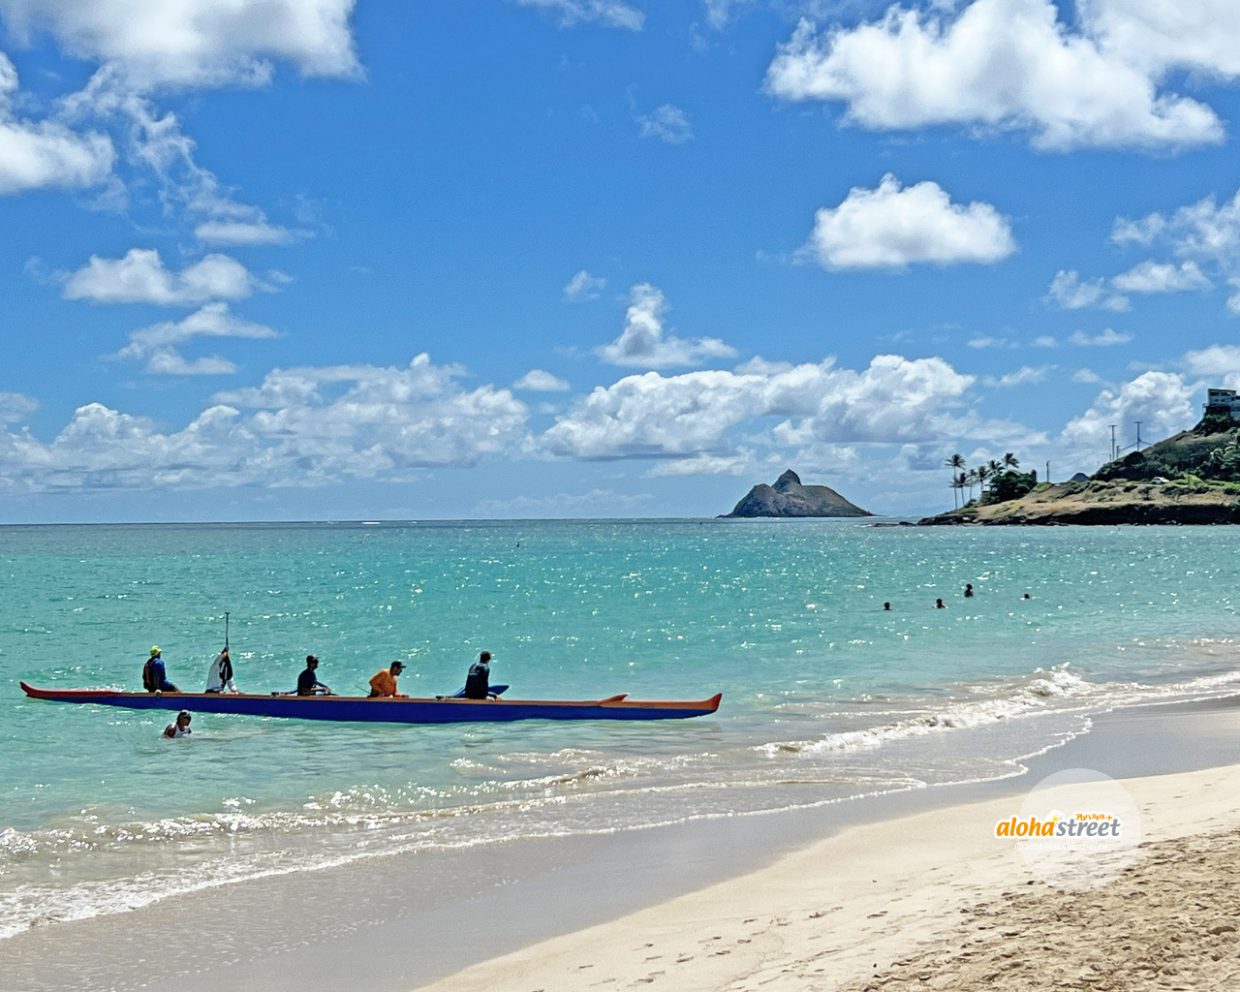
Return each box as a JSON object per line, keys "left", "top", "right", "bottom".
{"left": 723, "top": 470, "right": 872, "bottom": 518}
{"left": 918, "top": 479, "right": 1240, "bottom": 526}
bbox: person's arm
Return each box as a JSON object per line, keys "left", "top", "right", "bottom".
{"left": 163, "top": 725, "right": 175, "bottom": 739}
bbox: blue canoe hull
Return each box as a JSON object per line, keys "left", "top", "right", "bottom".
{"left": 19, "top": 683, "right": 722, "bottom": 724}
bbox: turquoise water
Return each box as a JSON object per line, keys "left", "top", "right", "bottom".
{"left": 3, "top": 520, "right": 1240, "bottom": 937}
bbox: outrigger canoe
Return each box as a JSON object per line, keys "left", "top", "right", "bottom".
{"left": 19, "top": 683, "right": 723, "bottom": 724}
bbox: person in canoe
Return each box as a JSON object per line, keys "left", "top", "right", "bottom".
{"left": 462, "top": 651, "right": 499, "bottom": 700}
{"left": 163, "top": 710, "right": 192, "bottom": 738}
{"left": 204, "top": 646, "right": 238, "bottom": 693}
{"left": 142, "top": 646, "right": 179, "bottom": 693}
{"left": 297, "top": 654, "right": 332, "bottom": 696}
{"left": 368, "top": 661, "right": 408, "bottom": 698}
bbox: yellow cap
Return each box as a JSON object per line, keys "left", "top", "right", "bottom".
{"left": 150, "top": 646, "right": 160, "bottom": 656}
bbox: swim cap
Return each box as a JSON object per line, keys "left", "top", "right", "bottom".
{"left": 150, "top": 646, "right": 161, "bottom": 656}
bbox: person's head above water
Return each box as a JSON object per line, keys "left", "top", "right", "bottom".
{"left": 176, "top": 710, "right": 191, "bottom": 727}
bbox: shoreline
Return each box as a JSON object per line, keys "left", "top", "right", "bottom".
{"left": 7, "top": 695, "right": 1240, "bottom": 991}
{"left": 418, "top": 700, "right": 1240, "bottom": 992}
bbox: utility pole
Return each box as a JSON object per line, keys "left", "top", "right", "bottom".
{"left": 1134, "top": 421, "right": 1144, "bottom": 452}
{"left": 1046, "top": 461, "right": 1051, "bottom": 485}
{"left": 1109, "top": 424, "right": 1117, "bottom": 462}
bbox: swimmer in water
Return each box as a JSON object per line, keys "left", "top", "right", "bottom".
{"left": 163, "top": 710, "right": 192, "bottom": 738}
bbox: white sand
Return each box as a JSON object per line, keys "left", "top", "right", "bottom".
{"left": 417, "top": 763, "right": 1240, "bottom": 992}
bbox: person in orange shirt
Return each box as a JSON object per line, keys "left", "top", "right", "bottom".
{"left": 368, "top": 660, "right": 407, "bottom": 698}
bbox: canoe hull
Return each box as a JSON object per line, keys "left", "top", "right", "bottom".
{"left": 19, "top": 683, "right": 722, "bottom": 724}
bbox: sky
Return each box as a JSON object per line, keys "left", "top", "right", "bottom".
{"left": 3, "top": 0, "right": 1240, "bottom": 522}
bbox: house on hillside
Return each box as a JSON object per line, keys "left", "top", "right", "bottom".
{"left": 1204, "top": 388, "right": 1240, "bottom": 420}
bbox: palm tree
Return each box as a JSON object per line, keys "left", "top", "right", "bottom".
{"left": 975, "top": 464, "right": 992, "bottom": 496}
{"left": 987, "top": 458, "right": 1003, "bottom": 476}
{"left": 1003, "top": 452, "right": 1020, "bottom": 470}
{"left": 945, "top": 453, "right": 966, "bottom": 508}
{"left": 964, "top": 467, "right": 979, "bottom": 502}
{"left": 954, "top": 471, "right": 968, "bottom": 506}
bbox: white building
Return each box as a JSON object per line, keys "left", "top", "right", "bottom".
{"left": 1205, "top": 389, "right": 1240, "bottom": 419}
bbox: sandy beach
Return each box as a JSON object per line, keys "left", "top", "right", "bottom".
{"left": 420, "top": 759, "right": 1240, "bottom": 992}
{"left": 7, "top": 699, "right": 1240, "bottom": 992}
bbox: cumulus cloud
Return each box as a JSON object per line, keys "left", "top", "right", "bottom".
{"left": 0, "top": 51, "right": 114, "bottom": 195}
{"left": 113, "top": 302, "right": 278, "bottom": 375}
{"left": 563, "top": 269, "right": 605, "bottom": 302}
{"left": 1111, "top": 260, "right": 1210, "bottom": 294}
{"left": 516, "top": 0, "right": 644, "bottom": 31}
{"left": 1087, "top": 0, "right": 1240, "bottom": 79}
{"left": 0, "top": 0, "right": 360, "bottom": 90}
{"left": 597, "top": 284, "right": 737, "bottom": 369}
{"left": 514, "top": 369, "right": 571, "bottom": 392}
{"left": 636, "top": 104, "right": 693, "bottom": 144}
{"left": 1182, "top": 345, "right": 1240, "bottom": 379}
{"left": 62, "top": 248, "right": 262, "bottom": 305}
{"left": 1068, "top": 328, "right": 1132, "bottom": 347}
{"left": 1046, "top": 270, "right": 1130, "bottom": 312}
{"left": 0, "top": 355, "right": 530, "bottom": 494}
{"left": 805, "top": 175, "right": 1015, "bottom": 270}
{"left": 1061, "top": 371, "right": 1195, "bottom": 450}
{"left": 543, "top": 354, "right": 975, "bottom": 460}
{"left": 1114, "top": 187, "right": 1240, "bottom": 268}
{"left": 764, "top": 1, "right": 1223, "bottom": 151}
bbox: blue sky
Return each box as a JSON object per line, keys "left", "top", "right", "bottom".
{"left": 3, "top": 0, "right": 1240, "bottom": 522}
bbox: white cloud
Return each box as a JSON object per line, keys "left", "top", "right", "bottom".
{"left": 194, "top": 219, "right": 297, "bottom": 246}
{"left": 597, "top": 284, "right": 737, "bottom": 369}
{"left": 646, "top": 451, "right": 754, "bottom": 476}
{"left": 764, "top": 1, "right": 1223, "bottom": 151}
{"left": 805, "top": 175, "right": 1015, "bottom": 270}
{"left": 514, "top": 369, "right": 571, "bottom": 392}
{"left": 1087, "top": 0, "right": 1240, "bottom": 78}
{"left": 1114, "top": 188, "right": 1240, "bottom": 263}
{"left": 967, "top": 336, "right": 1016, "bottom": 349}
{"left": 985, "top": 365, "right": 1051, "bottom": 388}
{"left": 1068, "top": 328, "right": 1132, "bottom": 347}
{"left": 1061, "top": 371, "right": 1195, "bottom": 450}
{"left": 0, "top": 51, "right": 114, "bottom": 195}
{"left": 1032, "top": 335, "right": 1059, "bottom": 348}
{"left": 543, "top": 354, "right": 975, "bottom": 460}
{"left": 1183, "top": 345, "right": 1240, "bottom": 378}
{"left": 0, "top": 391, "right": 37, "bottom": 424}
{"left": 517, "top": 0, "right": 644, "bottom": 31}
{"left": 1111, "top": 259, "right": 1210, "bottom": 294}
{"left": 637, "top": 104, "right": 693, "bottom": 144}
{"left": 1072, "top": 368, "right": 1102, "bottom": 384}
{"left": 113, "top": 302, "right": 278, "bottom": 375}
{"left": 0, "top": 355, "right": 530, "bottom": 494}
{"left": 0, "top": 0, "right": 360, "bottom": 90}
{"left": 62, "top": 248, "right": 261, "bottom": 305}
{"left": 1046, "top": 270, "right": 1129, "bottom": 312}
{"left": 563, "top": 269, "right": 605, "bottom": 302}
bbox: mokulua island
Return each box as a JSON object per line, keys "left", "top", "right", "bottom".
{"left": 921, "top": 394, "right": 1240, "bottom": 525}
{"left": 722, "top": 469, "right": 872, "bottom": 518}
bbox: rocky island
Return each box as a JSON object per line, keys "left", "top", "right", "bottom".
{"left": 722, "top": 470, "right": 872, "bottom": 518}
{"left": 921, "top": 413, "right": 1240, "bottom": 525}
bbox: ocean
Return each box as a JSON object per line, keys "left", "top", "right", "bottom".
{"left": 2, "top": 519, "right": 1239, "bottom": 940}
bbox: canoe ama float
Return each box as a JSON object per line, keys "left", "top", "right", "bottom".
{"left": 19, "top": 683, "right": 723, "bottom": 724}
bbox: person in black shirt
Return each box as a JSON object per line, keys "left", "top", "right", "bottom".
{"left": 297, "top": 655, "right": 331, "bottom": 695}
{"left": 463, "top": 651, "right": 496, "bottom": 700}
